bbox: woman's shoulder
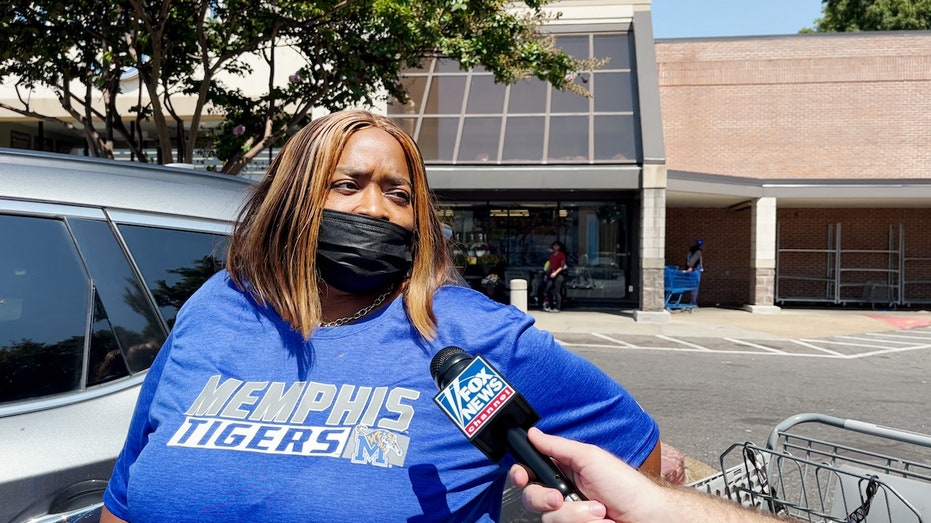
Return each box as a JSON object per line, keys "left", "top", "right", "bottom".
{"left": 174, "top": 270, "right": 262, "bottom": 323}
{"left": 182, "top": 270, "right": 241, "bottom": 306}
{"left": 169, "top": 270, "right": 292, "bottom": 348}
{"left": 434, "top": 285, "right": 523, "bottom": 317}
{"left": 434, "top": 283, "right": 492, "bottom": 304}
{"left": 431, "top": 285, "right": 538, "bottom": 338}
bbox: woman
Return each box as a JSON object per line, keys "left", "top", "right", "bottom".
{"left": 686, "top": 239, "right": 704, "bottom": 306}
{"left": 101, "top": 110, "right": 660, "bottom": 522}
{"left": 544, "top": 241, "right": 568, "bottom": 312}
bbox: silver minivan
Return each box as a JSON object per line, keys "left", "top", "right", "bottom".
{"left": 0, "top": 150, "right": 251, "bottom": 522}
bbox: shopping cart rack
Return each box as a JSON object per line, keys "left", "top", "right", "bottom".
{"left": 664, "top": 265, "right": 699, "bottom": 311}
{"left": 691, "top": 413, "right": 931, "bottom": 522}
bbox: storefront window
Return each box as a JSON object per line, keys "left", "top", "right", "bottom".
{"left": 595, "top": 115, "right": 638, "bottom": 161}
{"left": 417, "top": 117, "right": 458, "bottom": 162}
{"left": 388, "top": 31, "right": 639, "bottom": 165}
{"left": 442, "top": 201, "right": 632, "bottom": 306}
{"left": 502, "top": 117, "right": 545, "bottom": 162}
{"left": 550, "top": 76, "right": 590, "bottom": 113}
{"left": 594, "top": 34, "right": 631, "bottom": 69}
{"left": 426, "top": 76, "right": 467, "bottom": 114}
{"left": 459, "top": 117, "right": 502, "bottom": 162}
{"left": 593, "top": 72, "right": 634, "bottom": 112}
{"left": 548, "top": 116, "right": 589, "bottom": 162}
{"left": 508, "top": 79, "right": 548, "bottom": 114}
{"left": 467, "top": 75, "right": 506, "bottom": 114}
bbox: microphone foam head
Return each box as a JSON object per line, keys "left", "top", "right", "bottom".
{"left": 430, "top": 346, "right": 472, "bottom": 389}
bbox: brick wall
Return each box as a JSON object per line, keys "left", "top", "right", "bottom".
{"left": 667, "top": 206, "right": 931, "bottom": 305}
{"left": 665, "top": 207, "right": 751, "bottom": 306}
{"left": 656, "top": 32, "right": 931, "bottom": 179}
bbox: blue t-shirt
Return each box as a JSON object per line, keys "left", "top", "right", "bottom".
{"left": 104, "top": 271, "right": 658, "bottom": 522}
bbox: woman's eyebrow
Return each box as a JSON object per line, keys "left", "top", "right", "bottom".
{"left": 333, "top": 166, "right": 366, "bottom": 177}
{"left": 332, "top": 166, "right": 411, "bottom": 187}
{"left": 386, "top": 174, "right": 413, "bottom": 188}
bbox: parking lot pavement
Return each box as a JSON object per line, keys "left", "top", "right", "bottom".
{"left": 503, "top": 307, "right": 931, "bottom": 521}
{"left": 546, "top": 328, "right": 931, "bottom": 359}
{"left": 528, "top": 307, "right": 931, "bottom": 359}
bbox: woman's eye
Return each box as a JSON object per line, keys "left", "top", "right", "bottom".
{"left": 387, "top": 190, "right": 411, "bottom": 203}
{"left": 331, "top": 180, "right": 358, "bottom": 191}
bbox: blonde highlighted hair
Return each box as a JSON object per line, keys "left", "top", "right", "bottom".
{"left": 227, "top": 109, "right": 454, "bottom": 340}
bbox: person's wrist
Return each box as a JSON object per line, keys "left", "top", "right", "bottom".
{"left": 637, "top": 483, "right": 679, "bottom": 523}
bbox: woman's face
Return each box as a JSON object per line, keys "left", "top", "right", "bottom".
{"left": 324, "top": 128, "right": 415, "bottom": 231}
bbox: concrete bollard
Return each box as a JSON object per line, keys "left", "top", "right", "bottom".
{"left": 510, "top": 278, "right": 528, "bottom": 312}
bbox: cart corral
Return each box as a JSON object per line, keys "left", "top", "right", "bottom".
{"left": 692, "top": 413, "right": 931, "bottom": 522}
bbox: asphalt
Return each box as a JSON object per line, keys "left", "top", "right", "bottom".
{"left": 526, "top": 305, "right": 931, "bottom": 340}
{"left": 523, "top": 304, "right": 931, "bottom": 484}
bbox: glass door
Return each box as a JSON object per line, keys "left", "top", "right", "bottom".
{"left": 441, "top": 201, "right": 633, "bottom": 307}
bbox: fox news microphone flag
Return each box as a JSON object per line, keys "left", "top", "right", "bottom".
{"left": 430, "top": 346, "right": 583, "bottom": 501}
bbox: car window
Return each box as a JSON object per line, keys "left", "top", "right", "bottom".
{"left": 88, "top": 289, "right": 129, "bottom": 386}
{"left": 117, "top": 224, "right": 229, "bottom": 329}
{"left": 0, "top": 215, "right": 89, "bottom": 403}
{"left": 68, "top": 219, "right": 167, "bottom": 377}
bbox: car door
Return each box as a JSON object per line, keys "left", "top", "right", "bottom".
{"left": 0, "top": 199, "right": 231, "bottom": 523}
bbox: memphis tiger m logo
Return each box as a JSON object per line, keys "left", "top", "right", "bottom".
{"left": 433, "top": 356, "right": 516, "bottom": 439}
{"left": 346, "top": 425, "right": 408, "bottom": 468}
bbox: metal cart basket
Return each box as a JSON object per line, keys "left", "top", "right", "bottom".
{"left": 691, "top": 413, "right": 931, "bottom": 522}
{"left": 664, "top": 265, "right": 699, "bottom": 311}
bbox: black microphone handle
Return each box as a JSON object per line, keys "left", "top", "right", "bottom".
{"left": 504, "top": 424, "right": 584, "bottom": 502}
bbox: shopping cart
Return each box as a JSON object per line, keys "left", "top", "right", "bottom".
{"left": 663, "top": 265, "right": 699, "bottom": 311}
{"left": 691, "top": 413, "right": 931, "bottom": 522}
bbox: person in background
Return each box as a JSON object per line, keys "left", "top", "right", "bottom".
{"left": 686, "top": 239, "right": 704, "bottom": 306}
{"left": 544, "top": 241, "right": 568, "bottom": 312}
{"left": 100, "top": 109, "right": 661, "bottom": 522}
{"left": 529, "top": 263, "right": 545, "bottom": 307}
{"left": 443, "top": 224, "right": 469, "bottom": 287}
{"left": 509, "top": 428, "right": 782, "bottom": 523}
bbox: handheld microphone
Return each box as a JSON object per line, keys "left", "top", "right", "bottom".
{"left": 430, "top": 346, "right": 583, "bottom": 501}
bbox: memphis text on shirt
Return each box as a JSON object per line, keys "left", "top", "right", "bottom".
{"left": 167, "top": 375, "right": 418, "bottom": 468}
{"left": 433, "top": 357, "right": 514, "bottom": 439}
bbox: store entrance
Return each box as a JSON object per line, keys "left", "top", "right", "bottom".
{"left": 441, "top": 201, "right": 635, "bottom": 309}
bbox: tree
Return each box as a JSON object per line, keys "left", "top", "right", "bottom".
{"left": 809, "top": 0, "right": 931, "bottom": 32}
{"left": 0, "top": 0, "right": 592, "bottom": 174}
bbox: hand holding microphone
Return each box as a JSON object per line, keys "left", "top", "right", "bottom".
{"left": 430, "top": 346, "right": 583, "bottom": 501}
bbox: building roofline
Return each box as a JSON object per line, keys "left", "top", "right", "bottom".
{"left": 668, "top": 169, "right": 931, "bottom": 208}
{"left": 654, "top": 29, "right": 931, "bottom": 43}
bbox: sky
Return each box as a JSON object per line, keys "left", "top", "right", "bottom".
{"left": 651, "top": 0, "right": 825, "bottom": 39}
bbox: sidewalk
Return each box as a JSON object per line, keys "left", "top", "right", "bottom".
{"left": 527, "top": 306, "right": 931, "bottom": 340}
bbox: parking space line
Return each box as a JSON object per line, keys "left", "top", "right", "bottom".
{"left": 554, "top": 339, "right": 705, "bottom": 351}
{"left": 553, "top": 330, "right": 931, "bottom": 359}
{"left": 835, "top": 335, "right": 918, "bottom": 345}
{"left": 591, "top": 332, "right": 638, "bottom": 348}
{"left": 563, "top": 342, "right": 848, "bottom": 358}
{"left": 848, "top": 344, "right": 931, "bottom": 359}
{"left": 655, "top": 335, "right": 712, "bottom": 351}
{"left": 801, "top": 339, "right": 898, "bottom": 350}
{"left": 789, "top": 339, "right": 846, "bottom": 357}
{"left": 724, "top": 338, "right": 787, "bottom": 353}
{"left": 863, "top": 331, "right": 931, "bottom": 341}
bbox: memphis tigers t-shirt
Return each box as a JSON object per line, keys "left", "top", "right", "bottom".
{"left": 104, "top": 271, "right": 659, "bottom": 522}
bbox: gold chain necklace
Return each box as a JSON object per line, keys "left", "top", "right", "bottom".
{"left": 320, "top": 285, "right": 394, "bottom": 327}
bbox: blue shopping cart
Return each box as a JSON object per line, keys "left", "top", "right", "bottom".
{"left": 664, "top": 265, "right": 699, "bottom": 310}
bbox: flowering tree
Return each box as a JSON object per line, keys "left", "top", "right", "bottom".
{"left": 0, "top": 0, "right": 590, "bottom": 174}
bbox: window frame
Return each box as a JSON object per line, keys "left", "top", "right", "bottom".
{"left": 0, "top": 199, "right": 233, "bottom": 417}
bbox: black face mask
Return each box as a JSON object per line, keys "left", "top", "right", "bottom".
{"left": 316, "top": 209, "right": 414, "bottom": 294}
